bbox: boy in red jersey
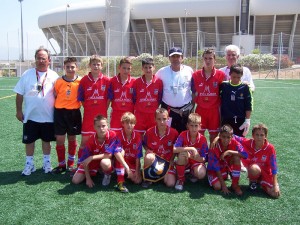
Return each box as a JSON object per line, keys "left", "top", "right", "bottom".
{"left": 142, "top": 108, "right": 178, "bottom": 188}
{"left": 133, "top": 58, "right": 163, "bottom": 134}
{"left": 234, "top": 124, "right": 280, "bottom": 198}
{"left": 76, "top": 55, "right": 110, "bottom": 166}
{"left": 114, "top": 112, "right": 143, "bottom": 193}
{"left": 207, "top": 124, "right": 247, "bottom": 195}
{"left": 191, "top": 48, "right": 225, "bottom": 143}
{"left": 72, "top": 115, "right": 119, "bottom": 188}
{"left": 108, "top": 57, "right": 135, "bottom": 131}
{"left": 52, "top": 57, "right": 82, "bottom": 174}
{"left": 173, "top": 113, "right": 208, "bottom": 191}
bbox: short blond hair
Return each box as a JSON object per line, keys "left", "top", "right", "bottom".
{"left": 121, "top": 112, "right": 136, "bottom": 124}
{"left": 155, "top": 108, "right": 168, "bottom": 118}
{"left": 187, "top": 113, "right": 201, "bottom": 124}
{"left": 89, "top": 55, "right": 103, "bottom": 65}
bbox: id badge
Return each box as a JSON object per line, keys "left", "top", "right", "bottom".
{"left": 231, "top": 94, "right": 235, "bottom": 101}
{"left": 173, "top": 86, "right": 178, "bottom": 94}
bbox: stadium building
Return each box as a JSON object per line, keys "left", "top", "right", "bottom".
{"left": 38, "top": 0, "right": 300, "bottom": 61}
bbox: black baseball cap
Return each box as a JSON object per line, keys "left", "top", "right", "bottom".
{"left": 169, "top": 47, "right": 183, "bottom": 56}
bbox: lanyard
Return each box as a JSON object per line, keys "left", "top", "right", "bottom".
{"left": 36, "top": 69, "right": 48, "bottom": 96}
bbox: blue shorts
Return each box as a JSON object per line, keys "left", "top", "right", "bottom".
{"left": 22, "top": 120, "right": 56, "bottom": 144}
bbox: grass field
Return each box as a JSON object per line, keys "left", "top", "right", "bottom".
{"left": 0, "top": 77, "right": 300, "bottom": 225}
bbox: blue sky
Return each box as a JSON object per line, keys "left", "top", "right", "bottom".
{"left": 0, "top": 0, "right": 95, "bottom": 60}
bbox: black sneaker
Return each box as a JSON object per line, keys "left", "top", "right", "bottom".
{"left": 51, "top": 166, "right": 66, "bottom": 174}
{"left": 141, "top": 181, "right": 152, "bottom": 188}
{"left": 115, "top": 182, "right": 129, "bottom": 193}
{"left": 249, "top": 182, "right": 258, "bottom": 191}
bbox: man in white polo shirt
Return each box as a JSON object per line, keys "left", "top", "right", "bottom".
{"left": 156, "top": 47, "right": 194, "bottom": 133}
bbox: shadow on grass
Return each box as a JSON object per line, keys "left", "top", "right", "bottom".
{"left": 0, "top": 168, "right": 72, "bottom": 186}
{"left": 57, "top": 173, "right": 145, "bottom": 195}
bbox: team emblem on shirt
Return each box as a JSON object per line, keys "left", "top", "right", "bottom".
{"left": 133, "top": 143, "right": 137, "bottom": 150}
{"left": 167, "top": 140, "right": 172, "bottom": 146}
{"left": 213, "top": 82, "right": 218, "bottom": 88}
{"left": 261, "top": 155, "right": 267, "bottom": 162}
{"left": 101, "top": 85, "right": 106, "bottom": 91}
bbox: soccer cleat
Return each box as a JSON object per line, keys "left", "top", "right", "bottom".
{"left": 51, "top": 166, "right": 66, "bottom": 174}
{"left": 21, "top": 162, "right": 36, "bottom": 176}
{"left": 249, "top": 181, "right": 258, "bottom": 191}
{"left": 102, "top": 174, "right": 111, "bottom": 186}
{"left": 175, "top": 180, "right": 184, "bottom": 191}
{"left": 141, "top": 181, "right": 152, "bottom": 188}
{"left": 231, "top": 184, "right": 243, "bottom": 195}
{"left": 43, "top": 161, "right": 53, "bottom": 174}
{"left": 116, "top": 182, "right": 129, "bottom": 193}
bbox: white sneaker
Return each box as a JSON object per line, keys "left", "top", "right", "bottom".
{"left": 43, "top": 161, "right": 53, "bottom": 174}
{"left": 102, "top": 174, "right": 111, "bottom": 186}
{"left": 241, "top": 166, "right": 248, "bottom": 173}
{"left": 189, "top": 176, "right": 198, "bottom": 183}
{"left": 22, "top": 162, "right": 36, "bottom": 176}
{"left": 175, "top": 180, "right": 184, "bottom": 191}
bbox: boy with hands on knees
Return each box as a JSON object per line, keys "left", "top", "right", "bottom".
{"left": 173, "top": 113, "right": 208, "bottom": 191}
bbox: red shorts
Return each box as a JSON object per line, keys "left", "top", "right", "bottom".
{"left": 76, "top": 160, "right": 101, "bottom": 176}
{"left": 195, "top": 107, "right": 220, "bottom": 135}
{"left": 185, "top": 158, "right": 206, "bottom": 171}
{"left": 82, "top": 108, "right": 107, "bottom": 136}
{"left": 207, "top": 167, "right": 230, "bottom": 186}
{"left": 243, "top": 160, "right": 274, "bottom": 191}
{"left": 134, "top": 111, "right": 156, "bottom": 133}
{"left": 110, "top": 110, "right": 129, "bottom": 130}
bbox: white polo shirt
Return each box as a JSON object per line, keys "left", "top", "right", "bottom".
{"left": 156, "top": 65, "right": 193, "bottom": 108}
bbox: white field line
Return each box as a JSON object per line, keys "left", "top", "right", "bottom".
{"left": 0, "top": 94, "right": 15, "bottom": 100}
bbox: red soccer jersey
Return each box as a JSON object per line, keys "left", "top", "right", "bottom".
{"left": 207, "top": 138, "right": 247, "bottom": 172}
{"left": 80, "top": 130, "right": 121, "bottom": 161}
{"left": 143, "top": 126, "right": 178, "bottom": 161}
{"left": 78, "top": 72, "right": 110, "bottom": 116}
{"left": 235, "top": 136, "right": 278, "bottom": 175}
{"left": 108, "top": 74, "right": 135, "bottom": 112}
{"left": 174, "top": 130, "right": 208, "bottom": 158}
{"left": 192, "top": 68, "right": 225, "bottom": 109}
{"left": 133, "top": 75, "right": 163, "bottom": 113}
{"left": 116, "top": 129, "right": 143, "bottom": 165}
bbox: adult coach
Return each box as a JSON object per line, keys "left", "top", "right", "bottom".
{"left": 220, "top": 44, "right": 255, "bottom": 92}
{"left": 14, "top": 47, "right": 59, "bottom": 176}
{"left": 156, "top": 47, "right": 194, "bottom": 133}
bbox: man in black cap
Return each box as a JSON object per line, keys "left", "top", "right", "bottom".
{"left": 156, "top": 47, "right": 194, "bottom": 133}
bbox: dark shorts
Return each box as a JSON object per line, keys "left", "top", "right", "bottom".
{"left": 23, "top": 120, "right": 56, "bottom": 144}
{"left": 54, "top": 108, "right": 82, "bottom": 135}
{"left": 221, "top": 118, "right": 244, "bottom": 137}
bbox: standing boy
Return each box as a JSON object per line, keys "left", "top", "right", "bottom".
{"left": 207, "top": 124, "right": 247, "bottom": 195}
{"left": 77, "top": 55, "right": 110, "bottom": 165}
{"left": 219, "top": 44, "right": 255, "bottom": 92}
{"left": 108, "top": 57, "right": 135, "bottom": 131}
{"left": 142, "top": 108, "right": 178, "bottom": 188}
{"left": 72, "top": 115, "right": 118, "bottom": 188}
{"left": 220, "top": 64, "right": 253, "bottom": 137}
{"left": 173, "top": 113, "right": 208, "bottom": 191}
{"left": 52, "top": 57, "right": 82, "bottom": 174}
{"left": 192, "top": 48, "right": 225, "bottom": 143}
{"left": 133, "top": 58, "right": 163, "bottom": 134}
{"left": 14, "top": 47, "right": 59, "bottom": 175}
{"left": 114, "top": 112, "right": 143, "bottom": 193}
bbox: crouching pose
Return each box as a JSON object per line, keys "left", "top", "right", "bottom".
{"left": 235, "top": 123, "right": 280, "bottom": 198}
{"left": 207, "top": 124, "right": 247, "bottom": 195}
{"left": 72, "top": 115, "right": 119, "bottom": 188}
{"left": 173, "top": 113, "right": 208, "bottom": 191}
{"left": 142, "top": 108, "right": 178, "bottom": 188}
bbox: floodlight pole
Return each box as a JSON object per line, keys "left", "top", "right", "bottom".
{"left": 66, "top": 4, "right": 70, "bottom": 57}
{"left": 18, "top": 0, "right": 24, "bottom": 62}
